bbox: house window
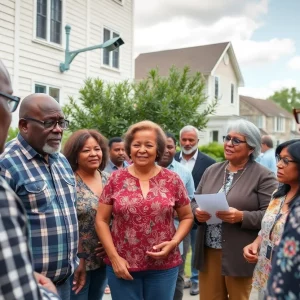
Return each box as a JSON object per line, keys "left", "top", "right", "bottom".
{"left": 291, "top": 120, "right": 297, "bottom": 131}
{"left": 212, "top": 131, "right": 219, "bottom": 142}
{"left": 35, "top": 84, "right": 60, "bottom": 102}
{"left": 214, "top": 77, "right": 219, "bottom": 99}
{"left": 274, "top": 117, "right": 285, "bottom": 132}
{"left": 257, "top": 116, "right": 263, "bottom": 128}
{"left": 103, "top": 28, "right": 120, "bottom": 69}
{"left": 231, "top": 83, "right": 234, "bottom": 103}
{"left": 36, "top": 0, "right": 62, "bottom": 44}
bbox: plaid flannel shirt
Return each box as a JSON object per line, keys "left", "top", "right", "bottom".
{"left": 0, "top": 134, "right": 78, "bottom": 283}
{"left": 0, "top": 177, "right": 60, "bottom": 300}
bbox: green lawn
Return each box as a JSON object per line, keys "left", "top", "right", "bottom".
{"left": 184, "top": 249, "right": 192, "bottom": 278}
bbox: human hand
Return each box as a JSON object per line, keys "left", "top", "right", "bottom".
{"left": 216, "top": 207, "right": 243, "bottom": 224}
{"left": 111, "top": 256, "right": 133, "bottom": 280}
{"left": 72, "top": 260, "right": 86, "bottom": 294}
{"left": 34, "top": 272, "right": 58, "bottom": 295}
{"left": 146, "top": 240, "right": 177, "bottom": 260}
{"left": 194, "top": 208, "right": 211, "bottom": 223}
{"left": 95, "top": 241, "right": 106, "bottom": 257}
{"left": 243, "top": 242, "right": 259, "bottom": 263}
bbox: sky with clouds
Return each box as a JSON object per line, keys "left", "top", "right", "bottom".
{"left": 134, "top": 0, "right": 300, "bottom": 99}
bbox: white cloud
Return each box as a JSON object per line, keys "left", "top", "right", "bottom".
{"left": 135, "top": 0, "right": 268, "bottom": 28}
{"left": 239, "top": 79, "right": 299, "bottom": 99}
{"left": 234, "top": 39, "right": 295, "bottom": 66}
{"left": 287, "top": 56, "right": 300, "bottom": 70}
{"left": 134, "top": 0, "right": 295, "bottom": 67}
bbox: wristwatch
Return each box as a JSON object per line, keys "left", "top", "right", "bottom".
{"left": 77, "top": 252, "right": 89, "bottom": 259}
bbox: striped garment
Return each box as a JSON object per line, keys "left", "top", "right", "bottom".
{"left": 0, "top": 134, "right": 78, "bottom": 284}
{"left": 0, "top": 176, "right": 60, "bottom": 300}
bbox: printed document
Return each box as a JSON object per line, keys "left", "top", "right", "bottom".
{"left": 194, "top": 193, "right": 229, "bottom": 224}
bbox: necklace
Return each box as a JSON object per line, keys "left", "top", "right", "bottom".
{"left": 132, "top": 165, "right": 158, "bottom": 181}
{"left": 222, "top": 161, "right": 248, "bottom": 195}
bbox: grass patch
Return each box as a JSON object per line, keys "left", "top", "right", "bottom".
{"left": 184, "top": 249, "right": 192, "bottom": 278}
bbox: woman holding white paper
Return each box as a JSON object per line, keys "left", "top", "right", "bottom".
{"left": 191, "top": 119, "right": 277, "bottom": 300}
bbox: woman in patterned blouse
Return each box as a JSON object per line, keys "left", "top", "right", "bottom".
{"left": 243, "top": 140, "right": 300, "bottom": 299}
{"left": 64, "top": 129, "right": 110, "bottom": 300}
{"left": 95, "top": 121, "right": 193, "bottom": 300}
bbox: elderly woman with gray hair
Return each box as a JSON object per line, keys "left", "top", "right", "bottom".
{"left": 191, "top": 119, "right": 278, "bottom": 300}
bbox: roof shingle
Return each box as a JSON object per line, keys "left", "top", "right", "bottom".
{"left": 240, "top": 95, "right": 292, "bottom": 118}
{"left": 135, "top": 42, "right": 229, "bottom": 79}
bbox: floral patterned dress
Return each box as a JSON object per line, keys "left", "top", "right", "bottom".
{"left": 99, "top": 168, "right": 190, "bottom": 272}
{"left": 76, "top": 171, "right": 110, "bottom": 271}
{"left": 265, "top": 196, "right": 300, "bottom": 300}
{"left": 252, "top": 195, "right": 288, "bottom": 293}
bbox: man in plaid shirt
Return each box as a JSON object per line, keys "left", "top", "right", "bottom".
{"left": 0, "top": 92, "right": 81, "bottom": 298}
{"left": 0, "top": 59, "right": 60, "bottom": 299}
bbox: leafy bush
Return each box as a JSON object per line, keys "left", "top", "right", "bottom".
{"left": 6, "top": 127, "right": 19, "bottom": 142}
{"left": 63, "top": 66, "right": 217, "bottom": 139}
{"left": 199, "top": 142, "right": 225, "bottom": 162}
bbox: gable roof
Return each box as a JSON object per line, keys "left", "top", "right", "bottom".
{"left": 240, "top": 95, "right": 292, "bottom": 118}
{"left": 135, "top": 42, "right": 244, "bottom": 86}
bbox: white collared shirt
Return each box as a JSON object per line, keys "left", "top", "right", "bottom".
{"left": 179, "top": 150, "right": 198, "bottom": 172}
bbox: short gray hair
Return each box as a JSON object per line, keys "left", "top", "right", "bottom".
{"left": 179, "top": 125, "right": 199, "bottom": 138}
{"left": 226, "top": 119, "right": 261, "bottom": 160}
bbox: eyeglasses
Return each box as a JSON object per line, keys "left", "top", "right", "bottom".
{"left": 0, "top": 91, "right": 21, "bottom": 112}
{"left": 22, "top": 117, "right": 70, "bottom": 130}
{"left": 276, "top": 155, "right": 296, "bottom": 167}
{"left": 223, "top": 135, "right": 247, "bottom": 146}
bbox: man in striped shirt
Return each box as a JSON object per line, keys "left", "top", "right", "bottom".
{"left": 0, "top": 93, "right": 80, "bottom": 299}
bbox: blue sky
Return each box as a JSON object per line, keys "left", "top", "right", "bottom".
{"left": 134, "top": 0, "right": 300, "bottom": 98}
{"left": 242, "top": 0, "right": 300, "bottom": 96}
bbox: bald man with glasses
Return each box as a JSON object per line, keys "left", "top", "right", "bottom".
{"left": 0, "top": 93, "right": 81, "bottom": 300}
{"left": 0, "top": 59, "right": 61, "bottom": 299}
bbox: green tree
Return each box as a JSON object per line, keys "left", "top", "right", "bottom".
{"left": 269, "top": 87, "right": 300, "bottom": 112}
{"left": 134, "top": 66, "right": 217, "bottom": 138}
{"left": 6, "top": 127, "right": 19, "bottom": 142}
{"left": 63, "top": 66, "right": 217, "bottom": 138}
{"left": 63, "top": 79, "right": 135, "bottom": 138}
{"left": 199, "top": 143, "right": 225, "bottom": 162}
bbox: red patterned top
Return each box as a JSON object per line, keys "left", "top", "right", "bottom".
{"left": 99, "top": 167, "right": 190, "bottom": 271}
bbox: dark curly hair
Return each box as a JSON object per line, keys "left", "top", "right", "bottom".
{"left": 63, "top": 129, "right": 108, "bottom": 171}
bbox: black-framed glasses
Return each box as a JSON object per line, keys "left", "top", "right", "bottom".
{"left": 22, "top": 117, "right": 69, "bottom": 130}
{"left": 276, "top": 155, "right": 296, "bottom": 167}
{"left": 223, "top": 135, "right": 247, "bottom": 146}
{"left": 0, "top": 91, "right": 21, "bottom": 112}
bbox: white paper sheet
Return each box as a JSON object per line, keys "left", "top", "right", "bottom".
{"left": 194, "top": 193, "right": 229, "bottom": 225}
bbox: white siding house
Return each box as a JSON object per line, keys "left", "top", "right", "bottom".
{"left": 135, "top": 42, "right": 244, "bottom": 145}
{"left": 0, "top": 0, "right": 134, "bottom": 127}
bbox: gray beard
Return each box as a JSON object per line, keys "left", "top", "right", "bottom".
{"left": 180, "top": 144, "right": 198, "bottom": 155}
{"left": 43, "top": 143, "right": 61, "bottom": 154}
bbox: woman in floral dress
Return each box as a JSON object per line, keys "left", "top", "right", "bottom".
{"left": 95, "top": 121, "right": 193, "bottom": 300}
{"left": 64, "top": 129, "right": 110, "bottom": 300}
{"left": 243, "top": 140, "right": 300, "bottom": 299}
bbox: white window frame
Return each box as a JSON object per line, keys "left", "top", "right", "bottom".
{"left": 34, "top": 0, "right": 64, "bottom": 47}
{"left": 257, "top": 116, "right": 263, "bottom": 129}
{"left": 214, "top": 76, "right": 219, "bottom": 99}
{"left": 291, "top": 119, "right": 297, "bottom": 131}
{"left": 273, "top": 117, "right": 285, "bottom": 133}
{"left": 230, "top": 83, "right": 234, "bottom": 104}
{"left": 102, "top": 27, "right": 121, "bottom": 70}
{"left": 34, "top": 83, "right": 61, "bottom": 103}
